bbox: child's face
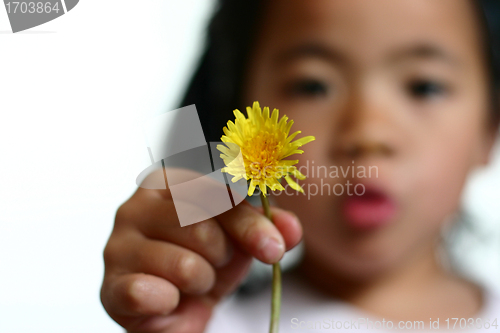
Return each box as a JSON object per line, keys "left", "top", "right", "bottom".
{"left": 244, "top": 0, "right": 496, "bottom": 279}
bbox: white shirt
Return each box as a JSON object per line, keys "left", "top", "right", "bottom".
{"left": 205, "top": 273, "right": 500, "bottom": 332}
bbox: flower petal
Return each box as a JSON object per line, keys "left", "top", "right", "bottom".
{"left": 285, "top": 175, "right": 304, "bottom": 193}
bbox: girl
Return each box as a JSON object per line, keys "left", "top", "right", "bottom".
{"left": 100, "top": 0, "right": 500, "bottom": 332}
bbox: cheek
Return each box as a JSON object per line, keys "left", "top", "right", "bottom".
{"left": 390, "top": 107, "right": 490, "bottom": 262}
{"left": 406, "top": 115, "right": 485, "bottom": 226}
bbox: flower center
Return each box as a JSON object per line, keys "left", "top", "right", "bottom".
{"left": 242, "top": 131, "right": 283, "bottom": 180}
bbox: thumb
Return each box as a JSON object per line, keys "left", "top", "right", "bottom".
{"left": 254, "top": 205, "right": 303, "bottom": 251}
{"left": 208, "top": 245, "right": 253, "bottom": 302}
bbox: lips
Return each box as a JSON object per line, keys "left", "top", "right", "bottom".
{"left": 340, "top": 185, "right": 397, "bottom": 230}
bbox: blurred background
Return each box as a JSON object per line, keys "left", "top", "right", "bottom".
{"left": 0, "top": 1, "right": 215, "bottom": 332}
{"left": 0, "top": 1, "right": 499, "bottom": 332}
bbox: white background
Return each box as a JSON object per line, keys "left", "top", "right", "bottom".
{"left": 0, "top": 1, "right": 215, "bottom": 332}
{"left": 0, "top": 1, "right": 499, "bottom": 332}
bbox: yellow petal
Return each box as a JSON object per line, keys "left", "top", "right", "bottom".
{"left": 248, "top": 180, "right": 257, "bottom": 197}
{"left": 285, "top": 175, "right": 304, "bottom": 193}
{"left": 293, "top": 136, "right": 316, "bottom": 146}
{"left": 219, "top": 102, "right": 314, "bottom": 198}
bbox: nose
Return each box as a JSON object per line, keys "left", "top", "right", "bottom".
{"left": 333, "top": 88, "right": 397, "bottom": 160}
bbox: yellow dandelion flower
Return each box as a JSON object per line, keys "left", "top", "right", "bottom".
{"left": 217, "top": 101, "right": 315, "bottom": 197}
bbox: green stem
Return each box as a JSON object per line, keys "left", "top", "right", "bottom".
{"left": 260, "top": 192, "right": 281, "bottom": 333}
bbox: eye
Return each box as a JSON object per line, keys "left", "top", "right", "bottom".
{"left": 407, "top": 80, "right": 448, "bottom": 100}
{"left": 286, "top": 78, "right": 329, "bottom": 98}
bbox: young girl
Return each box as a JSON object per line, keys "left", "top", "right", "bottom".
{"left": 100, "top": 0, "right": 500, "bottom": 332}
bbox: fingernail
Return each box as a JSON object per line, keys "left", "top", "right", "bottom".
{"left": 258, "top": 237, "right": 284, "bottom": 263}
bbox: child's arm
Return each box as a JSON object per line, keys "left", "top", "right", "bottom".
{"left": 100, "top": 182, "right": 302, "bottom": 333}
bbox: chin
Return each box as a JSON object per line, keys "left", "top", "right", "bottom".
{"left": 302, "top": 243, "right": 405, "bottom": 283}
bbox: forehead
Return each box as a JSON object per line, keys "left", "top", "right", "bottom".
{"left": 255, "top": 0, "right": 482, "bottom": 66}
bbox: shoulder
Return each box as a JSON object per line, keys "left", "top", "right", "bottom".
{"left": 479, "top": 286, "right": 500, "bottom": 320}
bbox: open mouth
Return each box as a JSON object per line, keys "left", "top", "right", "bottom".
{"left": 340, "top": 185, "right": 397, "bottom": 231}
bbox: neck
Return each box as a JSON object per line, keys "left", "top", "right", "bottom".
{"left": 295, "top": 236, "right": 479, "bottom": 320}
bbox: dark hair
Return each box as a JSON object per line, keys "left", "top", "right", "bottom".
{"left": 178, "top": 0, "right": 266, "bottom": 142}
{"left": 475, "top": 0, "right": 500, "bottom": 126}
{"left": 179, "top": 0, "right": 500, "bottom": 139}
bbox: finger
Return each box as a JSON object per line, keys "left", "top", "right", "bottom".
{"left": 124, "top": 236, "right": 217, "bottom": 295}
{"left": 217, "top": 200, "right": 285, "bottom": 264}
{"left": 255, "top": 206, "right": 303, "bottom": 251}
{"left": 102, "top": 273, "right": 180, "bottom": 318}
{"left": 133, "top": 196, "right": 234, "bottom": 268}
{"left": 128, "top": 296, "right": 215, "bottom": 333}
{"left": 208, "top": 245, "right": 253, "bottom": 302}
